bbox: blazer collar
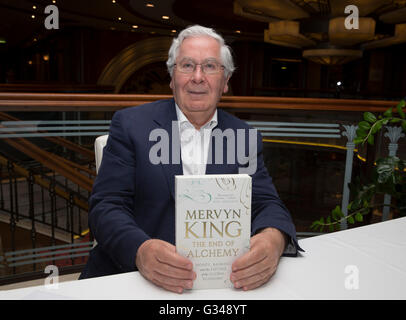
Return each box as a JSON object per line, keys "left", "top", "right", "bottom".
{"left": 153, "top": 99, "right": 183, "bottom": 199}
{"left": 153, "top": 100, "right": 234, "bottom": 197}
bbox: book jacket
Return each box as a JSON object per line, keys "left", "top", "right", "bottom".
{"left": 175, "top": 174, "right": 252, "bottom": 289}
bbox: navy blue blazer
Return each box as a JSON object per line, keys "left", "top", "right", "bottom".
{"left": 80, "top": 98, "right": 300, "bottom": 279}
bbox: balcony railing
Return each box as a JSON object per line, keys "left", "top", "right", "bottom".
{"left": 0, "top": 93, "right": 404, "bottom": 285}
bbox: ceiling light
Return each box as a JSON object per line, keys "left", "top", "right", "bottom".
{"left": 31, "top": 15, "right": 35, "bottom": 19}
{"left": 112, "top": 0, "right": 116, "bottom": 3}
{"left": 52, "top": 0, "right": 56, "bottom": 3}
{"left": 235, "top": 30, "right": 241, "bottom": 34}
{"left": 146, "top": 3, "right": 154, "bottom": 7}
{"left": 33, "top": 5, "right": 37, "bottom": 9}
{"left": 118, "top": 17, "right": 122, "bottom": 21}
{"left": 43, "top": 54, "right": 50, "bottom": 61}
{"left": 0, "top": 38, "right": 6, "bottom": 44}
{"left": 28, "top": 60, "right": 33, "bottom": 65}
{"left": 171, "top": 30, "right": 176, "bottom": 33}
{"left": 281, "top": 66, "right": 287, "bottom": 70}
{"left": 132, "top": 25, "right": 138, "bottom": 29}
{"left": 162, "top": 16, "right": 170, "bottom": 20}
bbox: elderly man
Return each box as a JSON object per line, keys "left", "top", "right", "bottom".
{"left": 80, "top": 25, "right": 301, "bottom": 293}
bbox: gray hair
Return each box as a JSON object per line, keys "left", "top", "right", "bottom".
{"left": 166, "top": 25, "right": 235, "bottom": 79}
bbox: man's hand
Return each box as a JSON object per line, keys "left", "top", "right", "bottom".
{"left": 135, "top": 239, "right": 196, "bottom": 294}
{"left": 230, "top": 227, "right": 287, "bottom": 291}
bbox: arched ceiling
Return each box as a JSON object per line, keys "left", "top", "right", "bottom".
{"left": 1, "top": 0, "right": 406, "bottom": 64}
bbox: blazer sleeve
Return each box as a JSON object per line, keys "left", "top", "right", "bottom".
{"left": 250, "top": 130, "right": 303, "bottom": 255}
{"left": 88, "top": 110, "right": 150, "bottom": 272}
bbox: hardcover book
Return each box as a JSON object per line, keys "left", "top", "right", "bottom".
{"left": 175, "top": 174, "right": 252, "bottom": 289}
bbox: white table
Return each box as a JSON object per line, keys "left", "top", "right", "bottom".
{"left": 1, "top": 217, "right": 405, "bottom": 300}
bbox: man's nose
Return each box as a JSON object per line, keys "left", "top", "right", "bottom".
{"left": 191, "top": 65, "right": 205, "bottom": 83}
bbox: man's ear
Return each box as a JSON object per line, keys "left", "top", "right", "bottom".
{"left": 170, "top": 78, "right": 174, "bottom": 90}
{"left": 223, "top": 76, "right": 230, "bottom": 94}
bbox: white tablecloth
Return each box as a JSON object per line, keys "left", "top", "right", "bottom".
{"left": 1, "top": 217, "right": 405, "bottom": 300}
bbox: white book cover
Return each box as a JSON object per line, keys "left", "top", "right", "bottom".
{"left": 175, "top": 174, "right": 251, "bottom": 289}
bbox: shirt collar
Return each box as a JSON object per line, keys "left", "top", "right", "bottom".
{"left": 175, "top": 103, "right": 218, "bottom": 130}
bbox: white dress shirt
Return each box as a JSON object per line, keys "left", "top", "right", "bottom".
{"left": 175, "top": 103, "right": 217, "bottom": 175}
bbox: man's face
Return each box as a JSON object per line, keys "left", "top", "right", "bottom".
{"left": 170, "top": 36, "right": 229, "bottom": 119}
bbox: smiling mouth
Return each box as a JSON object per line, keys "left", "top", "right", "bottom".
{"left": 188, "top": 91, "right": 207, "bottom": 95}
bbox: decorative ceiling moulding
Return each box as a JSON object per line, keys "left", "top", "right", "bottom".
{"left": 329, "top": 17, "right": 376, "bottom": 46}
{"left": 379, "top": 7, "right": 406, "bottom": 23}
{"left": 233, "top": 0, "right": 308, "bottom": 22}
{"left": 264, "top": 20, "right": 316, "bottom": 48}
{"left": 302, "top": 48, "right": 363, "bottom": 65}
{"left": 362, "top": 23, "right": 406, "bottom": 49}
{"left": 97, "top": 37, "right": 173, "bottom": 93}
{"left": 329, "top": 0, "right": 391, "bottom": 17}
{"left": 234, "top": 0, "right": 406, "bottom": 65}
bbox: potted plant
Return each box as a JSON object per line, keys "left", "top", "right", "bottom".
{"left": 311, "top": 99, "right": 406, "bottom": 232}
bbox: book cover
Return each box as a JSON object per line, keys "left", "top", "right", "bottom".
{"left": 175, "top": 174, "right": 251, "bottom": 289}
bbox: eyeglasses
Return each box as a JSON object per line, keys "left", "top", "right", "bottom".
{"left": 174, "top": 58, "right": 225, "bottom": 75}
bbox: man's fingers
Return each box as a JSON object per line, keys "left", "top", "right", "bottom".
{"left": 153, "top": 270, "right": 194, "bottom": 289}
{"left": 232, "top": 266, "right": 275, "bottom": 290}
{"left": 240, "top": 277, "right": 270, "bottom": 291}
{"left": 155, "top": 261, "right": 196, "bottom": 280}
{"left": 230, "top": 231, "right": 283, "bottom": 291}
{"left": 136, "top": 239, "right": 196, "bottom": 294}
{"left": 156, "top": 247, "right": 194, "bottom": 271}
{"left": 232, "top": 244, "right": 266, "bottom": 272}
{"left": 231, "top": 255, "right": 269, "bottom": 282}
{"left": 153, "top": 278, "right": 186, "bottom": 294}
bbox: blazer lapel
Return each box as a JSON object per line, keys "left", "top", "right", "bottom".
{"left": 152, "top": 99, "right": 183, "bottom": 199}
{"left": 205, "top": 109, "right": 237, "bottom": 175}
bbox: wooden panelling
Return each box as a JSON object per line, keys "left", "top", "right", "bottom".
{"left": 0, "top": 93, "right": 399, "bottom": 112}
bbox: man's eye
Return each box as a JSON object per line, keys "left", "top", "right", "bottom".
{"left": 182, "top": 63, "right": 194, "bottom": 69}
{"left": 204, "top": 63, "right": 216, "bottom": 70}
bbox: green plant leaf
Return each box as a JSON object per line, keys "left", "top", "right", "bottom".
{"left": 310, "top": 221, "right": 320, "bottom": 230}
{"left": 355, "top": 212, "right": 363, "bottom": 222}
{"left": 358, "top": 121, "right": 371, "bottom": 131}
{"left": 376, "top": 157, "right": 397, "bottom": 184}
{"left": 332, "top": 205, "right": 341, "bottom": 220}
{"left": 367, "top": 134, "right": 374, "bottom": 145}
{"left": 383, "top": 108, "right": 392, "bottom": 118}
{"left": 348, "top": 216, "right": 355, "bottom": 224}
{"left": 353, "top": 137, "right": 364, "bottom": 145}
{"left": 397, "top": 107, "right": 405, "bottom": 120}
{"left": 397, "top": 100, "right": 405, "bottom": 119}
{"left": 402, "top": 120, "right": 406, "bottom": 132}
{"left": 364, "top": 112, "right": 377, "bottom": 124}
{"left": 390, "top": 118, "right": 401, "bottom": 123}
{"left": 371, "top": 120, "right": 383, "bottom": 134}
{"left": 356, "top": 128, "right": 367, "bottom": 138}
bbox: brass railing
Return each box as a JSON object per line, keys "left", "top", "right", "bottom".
{"left": 0, "top": 93, "right": 398, "bottom": 112}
